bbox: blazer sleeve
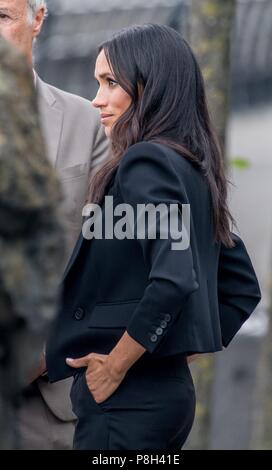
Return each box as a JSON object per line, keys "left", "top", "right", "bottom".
{"left": 218, "top": 233, "right": 261, "bottom": 347}
{"left": 116, "top": 142, "right": 199, "bottom": 353}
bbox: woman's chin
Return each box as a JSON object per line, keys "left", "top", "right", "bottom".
{"left": 103, "top": 126, "right": 112, "bottom": 138}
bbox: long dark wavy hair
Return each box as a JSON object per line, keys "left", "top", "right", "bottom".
{"left": 88, "top": 24, "right": 234, "bottom": 246}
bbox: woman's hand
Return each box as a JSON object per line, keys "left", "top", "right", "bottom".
{"left": 66, "top": 353, "right": 126, "bottom": 404}
{"left": 66, "top": 332, "right": 146, "bottom": 403}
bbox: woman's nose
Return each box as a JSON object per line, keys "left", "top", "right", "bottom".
{"left": 92, "top": 89, "right": 107, "bottom": 108}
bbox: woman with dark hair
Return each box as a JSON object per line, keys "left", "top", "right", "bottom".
{"left": 46, "top": 24, "right": 261, "bottom": 450}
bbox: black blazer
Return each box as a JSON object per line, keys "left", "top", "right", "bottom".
{"left": 46, "top": 142, "right": 261, "bottom": 382}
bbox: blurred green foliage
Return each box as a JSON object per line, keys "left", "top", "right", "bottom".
{"left": 230, "top": 157, "right": 251, "bottom": 169}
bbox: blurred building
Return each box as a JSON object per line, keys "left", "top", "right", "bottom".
{"left": 35, "top": 0, "right": 272, "bottom": 107}
{"left": 35, "top": 0, "right": 188, "bottom": 99}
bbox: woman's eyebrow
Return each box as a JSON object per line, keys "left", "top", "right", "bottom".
{"left": 95, "top": 73, "right": 114, "bottom": 80}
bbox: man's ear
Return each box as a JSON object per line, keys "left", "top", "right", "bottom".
{"left": 32, "top": 7, "right": 45, "bottom": 39}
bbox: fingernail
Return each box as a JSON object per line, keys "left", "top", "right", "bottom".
{"left": 66, "top": 358, "right": 74, "bottom": 362}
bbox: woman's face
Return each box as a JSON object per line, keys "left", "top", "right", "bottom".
{"left": 92, "top": 50, "right": 132, "bottom": 138}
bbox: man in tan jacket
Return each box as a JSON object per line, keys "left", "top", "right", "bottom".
{"left": 0, "top": 0, "right": 110, "bottom": 449}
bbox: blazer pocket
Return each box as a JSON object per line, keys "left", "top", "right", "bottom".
{"left": 58, "top": 163, "right": 89, "bottom": 180}
{"left": 88, "top": 300, "right": 140, "bottom": 329}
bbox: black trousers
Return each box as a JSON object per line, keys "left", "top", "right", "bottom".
{"left": 70, "top": 353, "right": 196, "bottom": 450}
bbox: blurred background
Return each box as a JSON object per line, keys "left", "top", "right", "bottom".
{"left": 35, "top": 0, "right": 272, "bottom": 449}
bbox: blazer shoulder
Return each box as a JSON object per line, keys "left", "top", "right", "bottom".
{"left": 119, "top": 141, "right": 177, "bottom": 173}
{"left": 118, "top": 141, "right": 195, "bottom": 188}
{"left": 39, "top": 78, "right": 100, "bottom": 121}
{"left": 121, "top": 141, "right": 194, "bottom": 173}
{"left": 116, "top": 141, "right": 191, "bottom": 206}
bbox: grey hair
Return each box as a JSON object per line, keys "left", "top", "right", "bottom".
{"left": 27, "top": 0, "right": 48, "bottom": 23}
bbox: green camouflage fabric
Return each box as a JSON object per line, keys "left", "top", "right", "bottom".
{"left": 0, "top": 38, "right": 66, "bottom": 448}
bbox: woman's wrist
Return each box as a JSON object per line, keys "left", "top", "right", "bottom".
{"left": 108, "top": 331, "right": 146, "bottom": 377}
{"left": 107, "top": 353, "right": 128, "bottom": 379}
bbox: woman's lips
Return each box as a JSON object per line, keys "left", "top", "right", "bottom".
{"left": 100, "top": 114, "right": 113, "bottom": 123}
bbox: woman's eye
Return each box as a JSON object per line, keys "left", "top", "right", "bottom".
{"left": 107, "top": 78, "right": 118, "bottom": 87}
{"left": 0, "top": 14, "right": 9, "bottom": 19}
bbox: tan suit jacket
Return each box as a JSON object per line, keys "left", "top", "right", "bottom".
{"left": 36, "top": 75, "right": 110, "bottom": 421}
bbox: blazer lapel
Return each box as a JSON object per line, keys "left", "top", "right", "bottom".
{"left": 62, "top": 176, "right": 118, "bottom": 282}
{"left": 62, "top": 177, "right": 119, "bottom": 280}
{"left": 62, "top": 232, "right": 84, "bottom": 280}
{"left": 36, "top": 74, "right": 63, "bottom": 168}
